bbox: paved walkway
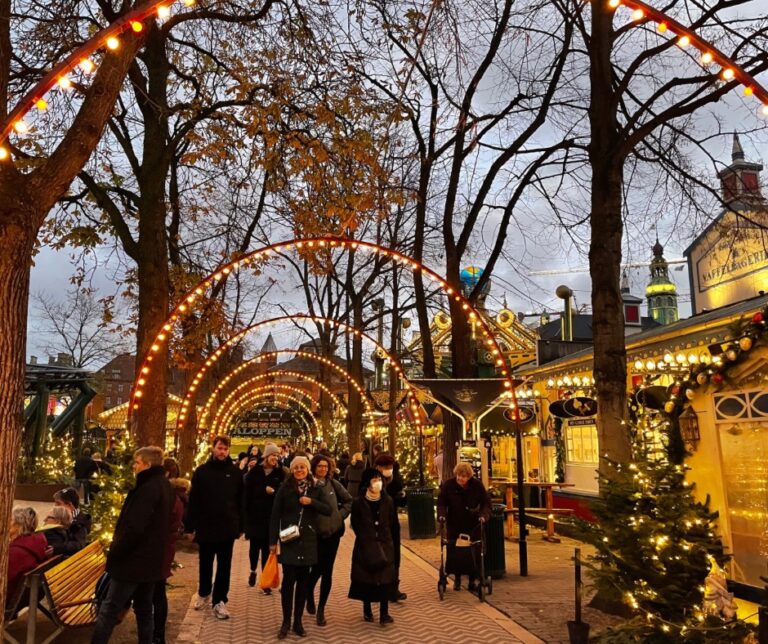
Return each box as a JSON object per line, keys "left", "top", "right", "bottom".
{"left": 400, "top": 518, "right": 621, "bottom": 643}
{"left": 178, "top": 530, "right": 541, "bottom": 643}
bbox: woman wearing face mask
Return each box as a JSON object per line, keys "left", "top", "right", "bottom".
{"left": 269, "top": 456, "right": 331, "bottom": 639}
{"left": 374, "top": 452, "right": 407, "bottom": 602}
{"left": 306, "top": 454, "right": 352, "bottom": 626}
{"left": 348, "top": 469, "right": 397, "bottom": 626}
{"left": 437, "top": 461, "right": 491, "bottom": 592}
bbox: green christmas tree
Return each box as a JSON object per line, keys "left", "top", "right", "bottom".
{"left": 89, "top": 437, "right": 136, "bottom": 546}
{"left": 575, "top": 417, "right": 754, "bottom": 642}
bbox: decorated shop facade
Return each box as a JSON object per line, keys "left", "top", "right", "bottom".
{"left": 517, "top": 138, "right": 768, "bottom": 600}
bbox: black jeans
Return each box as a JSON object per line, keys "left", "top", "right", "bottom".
{"left": 198, "top": 539, "right": 235, "bottom": 605}
{"left": 152, "top": 580, "right": 168, "bottom": 641}
{"left": 281, "top": 564, "right": 310, "bottom": 625}
{"left": 307, "top": 534, "right": 341, "bottom": 610}
{"left": 248, "top": 538, "right": 269, "bottom": 572}
{"left": 91, "top": 578, "right": 154, "bottom": 644}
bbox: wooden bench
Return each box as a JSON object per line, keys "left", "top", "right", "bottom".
{"left": 2, "top": 557, "right": 61, "bottom": 644}
{"left": 21, "top": 541, "right": 106, "bottom": 644}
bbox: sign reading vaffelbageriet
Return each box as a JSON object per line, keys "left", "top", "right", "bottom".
{"left": 685, "top": 209, "right": 768, "bottom": 314}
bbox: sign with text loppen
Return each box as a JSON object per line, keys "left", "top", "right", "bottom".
{"left": 232, "top": 426, "right": 293, "bottom": 438}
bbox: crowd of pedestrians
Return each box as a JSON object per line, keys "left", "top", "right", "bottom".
{"left": 8, "top": 434, "right": 491, "bottom": 643}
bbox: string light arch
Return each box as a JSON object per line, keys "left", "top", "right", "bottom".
{"left": 173, "top": 314, "right": 407, "bottom": 429}
{"left": 216, "top": 390, "right": 319, "bottom": 438}
{"left": 178, "top": 348, "right": 373, "bottom": 429}
{"left": 208, "top": 381, "right": 340, "bottom": 435}
{"left": 130, "top": 237, "right": 515, "bottom": 423}
{"left": 212, "top": 383, "right": 318, "bottom": 435}
{"left": 610, "top": 0, "right": 768, "bottom": 115}
{"left": 199, "top": 369, "right": 347, "bottom": 429}
{"left": 0, "top": 0, "right": 198, "bottom": 161}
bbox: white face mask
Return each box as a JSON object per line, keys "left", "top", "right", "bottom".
{"left": 382, "top": 469, "right": 394, "bottom": 478}
{"left": 371, "top": 480, "right": 383, "bottom": 493}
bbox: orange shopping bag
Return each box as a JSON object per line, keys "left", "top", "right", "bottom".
{"left": 259, "top": 553, "right": 280, "bottom": 589}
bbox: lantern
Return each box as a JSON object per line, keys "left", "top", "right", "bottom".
{"left": 679, "top": 407, "right": 700, "bottom": 451}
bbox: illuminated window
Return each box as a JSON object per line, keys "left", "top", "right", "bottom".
{"left": 565, "top": 423, "right": 599, "bottom": 464}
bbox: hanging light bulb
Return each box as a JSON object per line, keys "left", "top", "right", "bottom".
{"left": 79, "top": 58, "right": 95, "bottom": 73}
{"left": 700, "top": 52, "right": 714, "bottom": 65}
{"left": 721, "top": 68, "right": 735, "bottom": 80}
{"left": 677, "top": 35, "right": 691, "bottom": 48}
{"left": 106, "top": 36, "right": 120, "bottom": 50}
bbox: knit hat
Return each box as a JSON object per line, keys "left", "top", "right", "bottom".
{"left": 263, "top": 443, "right": 280, "bottom": 459}
{"left": 374, "top": 452, "right": 396, "bottom": 467}
{"left": 290, "top": 455, "right": 311, "bottom": 473}
{"left": 358, "top": 468, "right": 383, "bottom": 496}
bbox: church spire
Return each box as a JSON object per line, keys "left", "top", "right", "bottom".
{"left": 645, "top": 240, "right": 678, "bottom": 326}
{"left": 732, "top": 132, "right": 745, "bottom": 161}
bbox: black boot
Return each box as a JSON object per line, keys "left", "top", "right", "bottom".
{"left": 277, "top": 623, "right": 290, "bottom": 639}
{"left": 293, "top": 621, "right": 306, "bottom": 637}
{"left": 316, "top": 606, "right": 326, "bottom": 627}
{"left": 306, "top": 593, "right": 316, "bottom": 615}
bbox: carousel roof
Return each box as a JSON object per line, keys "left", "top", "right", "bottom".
{"left": 97, "top": 393, "right": 189, "bottom": 431}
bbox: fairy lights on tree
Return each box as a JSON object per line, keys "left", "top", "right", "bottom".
{"left": 89, "top": 436, "right": 136, "bottom": 546}
{"left": 0, "top": 0, "right": 200, "bottom": 161}
{"left": 574, "top": 418, "right": 755, "bottom": 641}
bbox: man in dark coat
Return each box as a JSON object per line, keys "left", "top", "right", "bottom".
{"left": 374, "top": 452, "right": 407, "bottom": 601}
{"left": 437, "top": 461, "right": 491, "bottom": 591}
{"left": 184, "top": 435, "right": 243, "bottom": 620}
{"left": 52, "top": 487, "right": 92, "bottom": 556}
{"left": 74, "top": 448, "right": 98, "bottom": 504}
{"left": 91, "top": 446, "right": 174, "bottom": 644}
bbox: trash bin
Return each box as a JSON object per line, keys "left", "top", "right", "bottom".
{"left": 485, "top": 503, "right": 507, "bottom": 579}
{"left": 406, "top": 487, "right": 436, "bottom": 539}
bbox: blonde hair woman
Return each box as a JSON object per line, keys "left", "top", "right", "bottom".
{"left": 7, "top": 507, "right": 48, "bottom": 604}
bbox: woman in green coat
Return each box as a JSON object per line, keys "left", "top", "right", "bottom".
{"left": 269, "top": 456, "right": 331, "bottom": 639}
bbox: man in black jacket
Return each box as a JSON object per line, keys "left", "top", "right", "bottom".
{"left": 74, "top": 448, "right": 98, "bottom": 504}
{"left": 91, "top": 446, "right": 173, "bottom": 644}
{"left": 184, "top": 435, "right": 243, "bottom": 620}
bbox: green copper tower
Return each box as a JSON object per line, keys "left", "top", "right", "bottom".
{"left": 646, "top": 239, "right": 679, "bottom": 325}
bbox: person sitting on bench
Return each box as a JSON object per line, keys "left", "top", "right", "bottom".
{"left": 7, "top": 507, "right": 47, "bottom": 608}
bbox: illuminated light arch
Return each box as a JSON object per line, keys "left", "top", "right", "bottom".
{"left": 215, "top": 390, "right": 319, "bottom": 438}
{"left": 212, "top": 383, "right": 317, "bottom": 435}
{"left": 130, "top": 237, "right": 513, "bottom": 422}
{"left": 182, "top": 349, "right": 372, "bottom": 430}
{"left": 0, "top": 1, "right": 197, "bottom": 159}
{"left": 199, "top": 369, "right": 347, "bottom": 430}
{"left": 174, "top": 314, "right": 406, "bottom": 429}
{"left": 209, "top": 381, "right": 334, "bottom": 435}
{"left": 611, "top": 0, "right": 768, "bottom": 114}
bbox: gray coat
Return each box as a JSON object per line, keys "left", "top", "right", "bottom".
{"left": 315, "top": 477, "right": 353, "bottom": 538}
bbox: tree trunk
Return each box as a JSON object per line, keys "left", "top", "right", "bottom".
{"left": 441, "top": 262, "right": 475, "bottom": 482}
{"left": 0, "top": 208, "right": 35, "bottom": 616}
{"left": 133, "top": 197, "right": 170, "bottom": 447}
{"left": 589, "top": 1, "right": 631, "bottom": 473}
{"left": 387, "top": 266, "right": 400, "bottom": 456}
{"left": 347, "top": 303, "right": 365, "bottom": 453}
{"left": 130, "top": 26, "right": 172, "bottom": 448}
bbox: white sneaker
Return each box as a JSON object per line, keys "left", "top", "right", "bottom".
{"left": 213, "top": 601, "right": 230, "bottom": 620}
{"left": 193, "top": 594, "right": 210, "bottom": 610}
